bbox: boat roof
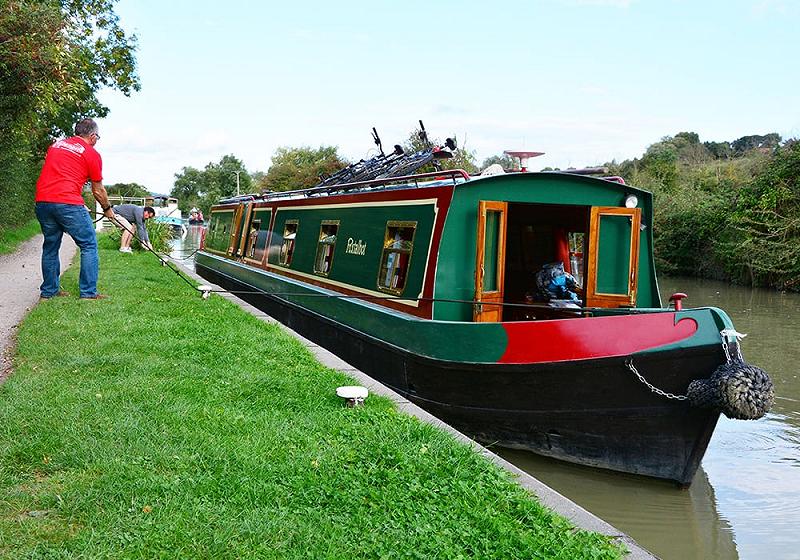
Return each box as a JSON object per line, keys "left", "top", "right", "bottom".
{"left": 214, "top": 169, "right": 650, "bottom": 207}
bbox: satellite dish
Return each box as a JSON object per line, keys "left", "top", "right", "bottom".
{"left": 503, "top": 150, "right": 545, "bottom": 172}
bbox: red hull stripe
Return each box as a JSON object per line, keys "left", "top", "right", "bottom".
{"left": 499, "top": 313, "right": 698, "bottom": 364}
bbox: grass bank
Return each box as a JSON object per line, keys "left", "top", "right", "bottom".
{"left": 0, "top": 237, "right": 623, "bottom": 559}
{"left": 0, "top": 219, "right": 41, "bottom": 255}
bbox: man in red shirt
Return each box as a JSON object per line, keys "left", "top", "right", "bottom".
{"left": 35, "top": 118, "right": 114, "bottom": 299}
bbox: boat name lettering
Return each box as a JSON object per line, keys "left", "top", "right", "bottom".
{"left": 345, "top": 238, "right": 367, "bottom": 256}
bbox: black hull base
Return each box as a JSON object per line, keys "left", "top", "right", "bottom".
{"left": 198, "top": 263, "right": 721, "bottom": 486}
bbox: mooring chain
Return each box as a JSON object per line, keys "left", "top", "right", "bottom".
{"left": 720, "top": 329, "right": 745, "bottom": 363}
{"left": 625, "top": 358, "right": 688, "bottom": 401}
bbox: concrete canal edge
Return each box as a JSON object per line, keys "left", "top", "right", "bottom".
{"left": 174, "top": 259, "right": 657, "bottom": 559}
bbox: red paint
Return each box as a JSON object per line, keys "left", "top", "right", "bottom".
{"left": 499, "top": 313, "right": 697, "bottom": 364}
{"left": 669, "top": 293, "right": 688, "bottom": 311}
{"left": 554, "top": 228, "right": 570, "bottom": 273}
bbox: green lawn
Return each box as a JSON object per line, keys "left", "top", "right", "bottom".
{"left": 0, "top": 219, "right": 41, "bottom": 255}
{"left": 0, "top": 237, "right": 623, "bottom": 559}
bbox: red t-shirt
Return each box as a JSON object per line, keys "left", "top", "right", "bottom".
{"left": 35, "top": 137, "right": 103, "bottom": 205}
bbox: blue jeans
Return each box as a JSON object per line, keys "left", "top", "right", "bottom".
{"left": 35, "top": 202, "right": 99, "bottom": 298}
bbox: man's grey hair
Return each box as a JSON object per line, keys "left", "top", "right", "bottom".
{"left": 74, "top": 118, "right": 98, "bottom": 137}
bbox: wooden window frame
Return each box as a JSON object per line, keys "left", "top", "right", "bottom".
{"left": 376, "top": 220, "right": 417, "bottom": 296}
{"left": 243, "top": 209, "right": 273, "bottom": 266}
{"left": 586, "top": 206, "right": 641, "bottom": 308}
{"left": 313, "top": 220, "right": 340, "bottom": 277}
{"left": 278, "top": 220, "right": 299, "bottom": 267}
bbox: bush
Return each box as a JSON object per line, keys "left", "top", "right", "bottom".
{"left": 136, "top": 220, "right": 174, "bottom": 253}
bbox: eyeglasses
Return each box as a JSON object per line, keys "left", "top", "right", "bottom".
{"left": 94, "top": 133, "right": 101, "bottom": 140}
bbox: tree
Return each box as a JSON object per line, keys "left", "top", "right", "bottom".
{"left": 171, "top": 166, "right": 205, "bottom": 214}
{"left": 171, "top": 155, "right": 253, "bottom": 214}
{"left": 703, "top": 141, "right": 733, "bottom": 160}
{"left": 401, "top": 127, "right": 478, "bottom": 175}
{"left": 258, "top": 146, "right": 348, "bottom": 192}
{"left": 640, "top": 141, "right": 679, "bottom": 191}
{"left": 106, "top": 182, "right": 150, "bottom": 199}
{"left": 481, "top": 154, "right": 516, "bottom": 172}
{"left": 0, "top": 0, "right": 139, "bottom": 229}
{"left": 728, "top": 141, "right": 800, "bottom": 288}
{"left": 731, "top": 133, "right": 782, "bottom": 156}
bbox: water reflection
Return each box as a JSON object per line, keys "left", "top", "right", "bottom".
{"left": 500, "top": 277, "right": 800, "bottom": 560}
{"left": 497, "top": 448, "right": 738, "bottom": 559}
{"left": 169, "top": 223, "right": 204, "bottom": 270}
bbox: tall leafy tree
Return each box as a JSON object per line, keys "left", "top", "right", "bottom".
{"left": 258, "top": 146, "right": 348, "bottom": 192}
{"left": 0, "top": 0, "right": 139, "bottom": 229}
{"left": 171, "top": 155, "right": 252, "bottom": 214}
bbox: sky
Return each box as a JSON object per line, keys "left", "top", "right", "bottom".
{"left": 96, "top": 0, "right": 800, "bottom": 193}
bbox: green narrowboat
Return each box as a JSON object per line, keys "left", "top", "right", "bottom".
{"left": 196, "top": 154, "right": 772, "bottom": 486}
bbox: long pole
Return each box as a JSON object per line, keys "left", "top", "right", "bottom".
{"left": 234, "top": 170, "right": 241, "bottom": 196}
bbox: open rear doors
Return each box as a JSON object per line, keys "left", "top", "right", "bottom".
{"left": 586, "top": 206, "right": 641, "bottom": 308}
{"left": 474, "top": 201, "right": 507, "bottom": 322}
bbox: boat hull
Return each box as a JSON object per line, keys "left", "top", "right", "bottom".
{"left": 197, "top": 261, "right": 721, "bottom": 486}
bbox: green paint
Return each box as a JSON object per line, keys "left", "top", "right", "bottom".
{"left": 483, "top": 210, "right": 500, "bottom": 292}
{"left": 197, "top": 252, "right": 509, "bottom": 363}
{"left": 596, "top": 214, "right": 632, "bottom": 295}
{"left": 266, "top": 203, "right": 436, "bottom": 298}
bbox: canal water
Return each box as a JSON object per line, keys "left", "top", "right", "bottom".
{"left": 499, "top": 277, "right": 800, "bottom": 560}
{"left": 171, "top": 233, "right": 797, "bottom": 559}
{"left": 169, "top": 224, "right": 204, "bottom": 264}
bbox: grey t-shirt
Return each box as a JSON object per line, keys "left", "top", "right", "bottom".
{"left": 113, "top": 204, "right": 150, "bottom": 244}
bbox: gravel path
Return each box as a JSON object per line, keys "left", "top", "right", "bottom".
{"left": 0, "top": 234, "right": 77, "bottom": 381}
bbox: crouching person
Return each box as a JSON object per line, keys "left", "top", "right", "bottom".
{"left": 112, "top": 204, "right": 155, "bottom": 252}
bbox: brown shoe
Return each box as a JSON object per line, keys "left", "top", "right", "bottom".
{"left": 40, "top": 290, "right": 70, "bottom": 299}
{"left": 80, "top": 294, "right": 108, "bottom": 300}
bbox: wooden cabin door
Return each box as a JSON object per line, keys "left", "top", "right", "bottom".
{"left": 234, "top": 203, "right": 254, "bottom": 258}
{"left": 227, "top": 202, "right": 251, "bottom": 257}
{"left": 474, "top": 201, "right": 507, "bottom": 322}
{"left": 585, "top": 206, "right": 641, "bottom": 308}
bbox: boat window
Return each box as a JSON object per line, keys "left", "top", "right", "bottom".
{"left": 568, "top": 232, "right": 585, "bottom": 288}
{"left": 246, "top": 220, "right": 261, "bottom": 258}
{"left": 205, "top": 211, "right": 233, "bottom": 253}
{"left": 314, "top": 221, "right": 339, "bottom": 276}
{"left": 244, "top": 210, "right": 271, "bottom": 263}
{"left": 377, "top": 221, "right": 416, "bottom": 295}
{"left": 279, "top": 220, "right": 298, "bottom": 266}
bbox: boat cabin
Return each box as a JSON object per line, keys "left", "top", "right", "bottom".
{"left": 202, "top": 170, "right": 657, "bottom": 323}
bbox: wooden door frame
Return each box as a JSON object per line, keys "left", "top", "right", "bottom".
{"left": 234, "top": 203, "right": 255, "bottom": 258}
{"left": 227, "top": 202, "right": 251, "bottom": 257}
{"left": 586, "top": 206, "right": 641, "bottom": 308}
{"left": 473, "top": 201, "right": 507, "bottom": 322}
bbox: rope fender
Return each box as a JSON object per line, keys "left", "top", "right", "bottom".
{"left": 627, "top": 329, "right": 774, "bottom": 420}
{"left": 687, "top": 360, "right": 774, "bottom": 420}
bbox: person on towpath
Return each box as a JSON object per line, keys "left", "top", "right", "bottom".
{"left": 34, "top": 118, "right": 113, "bottom": 300}
{"left": 112, "top": 204, "right": 155, "bottom": 253}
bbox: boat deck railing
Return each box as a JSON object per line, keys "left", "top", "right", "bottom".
{"left": 218, "top": 169, "right": 471, "bottom": 205}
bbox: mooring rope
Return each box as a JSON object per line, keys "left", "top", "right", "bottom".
{"left": 91, "top": 209, "right": 203, "bottom": 291}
